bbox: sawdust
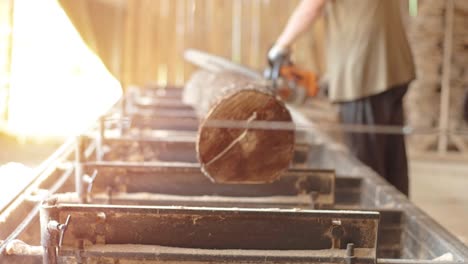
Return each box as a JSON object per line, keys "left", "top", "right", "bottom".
{"left": 5, "top": 239, "right": 42, "bottom": 256}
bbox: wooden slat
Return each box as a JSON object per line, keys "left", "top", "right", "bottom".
{"left": 438, "top": 0, "right": 454, "bottom": 154}
{"left": 118, "top": 0, "right": 325, "bottom": 86}
{"left": 174, "top": 0, "right": 186, "bottom": 85}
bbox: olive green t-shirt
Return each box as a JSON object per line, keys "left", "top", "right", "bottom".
{"left": 325, "top": 0, "right": 415, "bottom": 102}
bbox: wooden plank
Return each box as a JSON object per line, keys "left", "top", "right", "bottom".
{"left": 134, "top": 0, "right": 146, "bottom": 85}
{"left": 54, "top": 1, "right": 319, "bottom": 88}
{"left": 438, "top": 0, "right": 454, "bottom": 154}
{"left": 165, "top": 0, "right": 178, "bottom": 85}
{"left": 174, "top": 0, "right": 186, "bottom": 85}
{"left": 157, "top": 0, "right": 170, "bottom": 85}
{"left": 250, "top": 0, "right": 262, "bottom": 68}
{"left": 118, "top": 0, "right": 328, "bottom": 87}
{"left": 0, "top": 0, "right": 14, "bottom": 125}
{"left": 240, "top": 0, "right": 252, "bottom": 67}
{"left": 231, "top": 0, "right": 242, "bottom": 63}
{"left": 122, "top": 0, "right": 136, "bottom": 88}
{"left": 182, "top": 0, "right": 194, "bottom": 82}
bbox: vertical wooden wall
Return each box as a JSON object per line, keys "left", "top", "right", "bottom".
{"left": 0, "top": 0, "right": 14, "bottom": 126}
{"left": 121, "top": 0, "right": 325, "bottom": 88}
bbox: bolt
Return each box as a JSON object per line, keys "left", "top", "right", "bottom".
{"left": 346, "top": 243, "right": 355, "bottom": 264}
{"left": 48, "top": 220, "right": 64, "bottom": 231}
{"left": 331, "top": 222, "right": 344, "bottom": 238}
{"left": 97, "top": 212, "right": 106, "bottom": 221}
{"left": 330, "top": 219, "right": 344, "bottom": 249}
{"left": 346, "top": 243, "right": 354, "bottom": 256}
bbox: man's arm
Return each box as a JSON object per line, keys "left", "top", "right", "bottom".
{"left": 275, "top": 0, "right": 326, "bottom": 49}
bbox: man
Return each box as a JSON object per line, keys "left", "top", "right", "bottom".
{"left": 268, "top": 0, "right": 415, "bottom": 195}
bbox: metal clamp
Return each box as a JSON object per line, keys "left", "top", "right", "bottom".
{"left": 47, "top": 214, "right": 71, "bottom": 248}
{"left": 346, "top": 243, "right": 355, "bottom": 264}
{"left": 84, "top": 169, "right": 98, "bottom": 195}
{"left": 330, "top": 219, "right": 344, "bottom": 249}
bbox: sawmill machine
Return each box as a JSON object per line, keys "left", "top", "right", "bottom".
{"left": 0, "top": 51, "right": 467, "bottom": 264}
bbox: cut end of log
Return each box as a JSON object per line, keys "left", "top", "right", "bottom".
{"left": 197, "top": 89, "right": 295, "bottom": 184}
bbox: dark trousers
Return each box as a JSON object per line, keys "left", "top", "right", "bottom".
{"left": 338, "top": 84, "right": 409, "bottom": 196}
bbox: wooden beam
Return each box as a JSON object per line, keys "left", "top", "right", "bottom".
{"left": 438, "top": 0, "right": 454, "bottom": 154}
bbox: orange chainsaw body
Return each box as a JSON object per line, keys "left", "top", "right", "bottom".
{"left": 276, "top": 65, "right": 319, "bottom": 101}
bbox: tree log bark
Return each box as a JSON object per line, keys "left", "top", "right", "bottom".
{"left": 185, "top": 70, "right": 295, "bottom": 184}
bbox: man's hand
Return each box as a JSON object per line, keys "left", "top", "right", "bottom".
{"left": 267, "top": 44, "right": 291, "bottom": 65}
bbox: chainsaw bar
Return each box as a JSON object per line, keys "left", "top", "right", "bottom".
{"left": 184, "top": 49, "right": 263, "bottom": 80}
{"left": 184, "top": 49, "right": 310, "bottom": 104}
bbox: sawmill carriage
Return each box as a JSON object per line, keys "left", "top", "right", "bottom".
{"left": 0, "top": 62, "right": 467, "bottom": 263}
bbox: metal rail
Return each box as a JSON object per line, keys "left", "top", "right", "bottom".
{"left": 0, "top": 167, "right": 73, "bottom": 255}
{"left": 40, "top": 204, "right": 380, "bottom": 264}
{"left": 0, "top": 140, "right": 95, "bottom": 255}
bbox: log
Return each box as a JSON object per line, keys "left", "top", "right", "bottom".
{"left": 185, "top": 70, "right": 295, "bottom": 184}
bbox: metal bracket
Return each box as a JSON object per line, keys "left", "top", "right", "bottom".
{"left": 84, "top": 170, "right": 98, "bottom": 197}
{"left": 47, "top": 214, "right": 71, "bottom": 249}
{"left": 43, "top": 204, "right": 379, "bottom": 263}
{"left": 346, "top": 243, "right": 355, "bottom": 264}
{"left": 330, "top": 219, "right": 344, "bottom": 249}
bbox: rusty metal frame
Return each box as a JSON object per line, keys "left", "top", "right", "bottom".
{"left": 88, "top": 133, "right": 312, "bottom": 164}
{"left": 56, "top": 245, "right": 374, "bottom": 264}
{"left": 128, "top": 85, "right": 183, "bottom": 99}
{"left": 125, "top": 113, "right": 199, "bottom": 131}
{"left": 0, "top": 136, "right": 96, "bottom": 257}
{"left": 40, "top": 203, "right": 380, "bottom": 264}
{"left": 54, "top": 191, "right": 315, "bottom": 208}
{"left": 79, "top": 161, "right": 335, "bottom": 207}
{"left": 134, "top": 97, "right": 191, "bottom": 109}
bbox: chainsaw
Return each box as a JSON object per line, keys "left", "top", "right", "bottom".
{"left": 184, "top": 49, "right": 318, "bottom": 104}
{"left": 264, "top": 45, "right": 319, "bottom": 104}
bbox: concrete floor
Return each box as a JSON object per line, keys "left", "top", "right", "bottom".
{"left": 410, "top": 158, "right": 468, "bottom": 246}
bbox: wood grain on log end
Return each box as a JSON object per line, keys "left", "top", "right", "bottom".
{"left": 197, "top": 89, "right": 295, "bottom": 184}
